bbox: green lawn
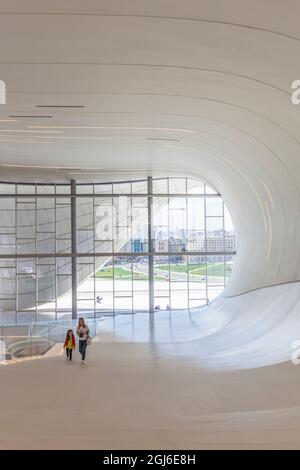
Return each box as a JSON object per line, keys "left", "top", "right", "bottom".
{"left": 155, "top": 264, "right": 192, "bottom": 274}
{"left": 96, "top": 266, "right": 148, "bottom": 280}
{"left": 96, "top": 266, "right": 167, "bottom": 281}
{"left": 155, "top": 263, "right": 227, "bottom": 277}
{"left": 96, "top": 267, "right": 130, "bottom": 278}
{"left": 96, "top": 262, "right": 231, "bottom": 280}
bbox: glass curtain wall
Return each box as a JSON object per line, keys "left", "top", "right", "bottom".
{"left": 0, "top": 178, "right": 236, "bottom": 323}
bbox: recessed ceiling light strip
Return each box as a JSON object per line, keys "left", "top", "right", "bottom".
{"left": 10, "top": 115, "right": 53, "bottom": 119}
{"left": 0, "top": 140, "right": 53, "bottom": 144}
{"left": 36, "top": 105, "right": 85, "bottom": 108}
{"left": 27, "top": 126, "right": 195, "bottom": 133}
{"left": 146, "top": 138, "right": 180, "bottom": 142}
{"left": 0, "top": 165, "right": 151, "bottom": 171}
{"left": 31, "top": 135, "right": 112, "bottom": 140}
{"left": 0, "top": 129, "right": 62, "bottom": 133}
{"left": 1, "top": 164, "right": 78, "bottom": 169}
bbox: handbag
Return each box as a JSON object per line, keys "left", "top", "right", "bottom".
{"left": 86, "top": 329, "right": 92, "bottom": 345}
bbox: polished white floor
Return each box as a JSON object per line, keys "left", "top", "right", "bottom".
{"left": 1, "top": 281, "right": 300, "bottom": 449}
{"left": 1, "top": 336, "right": 300, "bottom": 449}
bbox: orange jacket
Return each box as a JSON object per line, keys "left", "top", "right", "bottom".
{"left": 64, "top": 333, "right": 76, "bottom": 349}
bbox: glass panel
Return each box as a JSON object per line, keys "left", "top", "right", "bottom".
{"left": 187, "top": 197, "right": 204, "bottom": 233}
{"left": 0, "top": 177, "right": 235, "bottom": 322}
{"left": 37, "top": 198, "right": 55, "bottom": 232}
{"left": 224, "top": 205, "right": 236, "bottom": 252}
{"left": 94, "top": 240, "right": 113, "bottom": 253}
{"left": 95, "top": 256, "right": 113, "bottom": 314}
{"left": 94, "top": 183, "right": 113, "bottom": 194}
{"left": 113, "top": 196, "right": 131, "bottom": 253}
{"left": 206, "top": 197, "right": 223, "bottom": 217}
{"left": 94, "top": 199, "right": 114, "bottom": 249}
{"left": 131, "top": 180, "right": 147, "bottom": 194}
{"left": 56, "top": 239, "right": 71, "bottom": 254}
{"left": 132, "top": 257, "right": 149, "bottom": 312}
{"left": 17, "top": 311, "right": 37, "bottom": 323}
{"left": 17, "top": 202, "right": 35, "bottom": 240}
{"left": 153, "top": 298, "right": 169, "bottom": 311}
{"left": 132, "top": 205, "right": 148, "bottom": 252}
{"left": 169, "top": 198, "right": 187, "bottom": 253}
{"left": 207, "top": 255, "right": 225, "bottom": 302}
{"left": 154, "top": 255, "right": 170, "bottom": 310}
{"left": 224, "top": 235, "right": 236, "bottom": 253}
{"left": 56, "top": 199, "right": 71, "bottom": 240}
{"left": 187, "top": 179, "right": 205, "bottom": 194}
{"left": 113, "top": 182, "right": 131, "bottom": 194}
{"left": 170, "top": 264, "right": 188, "bottom": 284}
{"left": 207, "top": 257, "right": 225, "bottom": 280}
{"left": 225, "top": 255, "right": 235, "bottom": 285}
{"left": 56, "top": 275, "right": 72, "bottom": 311}
{"left": 36, "top": 233, "right": 55, "bottom": 253}
{"left": 113, "top": 256, "right": 133, "bottom": 313}
{"left": 153, "top": 197, "right": 168, "bottom": 250}
{"left": 17, "top": 184, "right": 36, "bottom": 194}
{"left": 36, "top": 258, "right": 56, "bottom": 304}
{"left": 0, "top": 183, "right": 16, "bottom": 194}
{"left": 57, "top": 257, "right": 72, "bottom": 275}
{"left": 17, "top": 240, "right": 35, "bottom": 255}
{"left": 18, "top": 275, "right": 36, "bottom": 313}
{"left": 77, "top": 257, "right": 95, "bottom": 317}
{"left": 77, "top": 229, "right": 94, "bottom": 253}
{"left": 0, "top": 233, "right": 15, "bottom": 254}
{"left": 114, "top": 297, "right": 133, "bottom": 312}
{"left": 168, "top": 178, "right": 187, "bottom": 194}
{"left": 170, "top": 289, "right": 188, "bottom": 309}
{"left": 56, "top": 185, "right": 71, "bottom": 194}
{"left": 153, "top": 178, "right": 168, "bottom": 194}
{"left": 36, "top": 185, "right": 55, "bottom": 194}
{"left": 132, "top": 196, "right": 147, "bottom": 207}
{"left": 0, "top": 198, "right": 16, "bottom": 256}
{"left": 206, "top": 217, "right": 223, "bottom": 235}
{"left": 188, "top": 255, "right": 207, "bottom": 302}
{"left": 0, "top": 260, "right": 16, "bottom": 317}
{"left": 36, "top": 196, "right": 55, "bottom": 254}
{"left": 77, "top": 184, "right": 94, "bottom": 194}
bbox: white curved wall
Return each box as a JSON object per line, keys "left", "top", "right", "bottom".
{"left": 0, "top": 2, "right": 299, "bottom": 336}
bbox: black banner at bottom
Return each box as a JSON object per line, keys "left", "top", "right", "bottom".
{"left": 0, "top": 450, "right": 297, "bottom": 465}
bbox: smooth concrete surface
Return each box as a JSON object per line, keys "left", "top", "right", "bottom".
{"left": 98, "top": 282, "right": 300, "bottom": 370}
{"left": 1, "top": 336, "right": 300, "bottom": 450}
{"left": 1, "top": 280, "right": 300, "bottom": 449}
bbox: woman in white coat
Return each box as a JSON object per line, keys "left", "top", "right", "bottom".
{"left": 76, "top": 317, "right": 90, "bottom": 363}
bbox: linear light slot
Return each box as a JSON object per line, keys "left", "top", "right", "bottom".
{"left": 27, "top": 126, "right": 195, "bottom": 133}
{"left": 146, "top": 138, "right": 181, "bottom": 142}
{"left": 32, "top": 136, "right": 112, "bottom": 140}
{"left": 36, "top": 105, "right": 85, "bottom": 109}
{"left": 10, "top": 115, "right": 53, "bottom": 119}
{"left": 0, "top": 140, "right": 53, "bottom": 144}
{"left": 0, "top": 130, "right": 62, "bottom": 133}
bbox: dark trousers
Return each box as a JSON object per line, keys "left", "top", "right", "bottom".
{"left": 79, "top": 340, "right": 87, "bottom": 360}
{"left": 66, "top": 348, "right": 73, "bottom": 361}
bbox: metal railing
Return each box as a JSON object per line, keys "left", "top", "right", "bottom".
{"left": 0, "top": 318, "right": 103, "bottom": 360}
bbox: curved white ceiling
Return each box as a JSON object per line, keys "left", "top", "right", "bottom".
{"left": 0, "top": 1, "right": 299, "bottom": 296}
